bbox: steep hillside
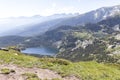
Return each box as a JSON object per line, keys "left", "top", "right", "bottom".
{"left": 0, "top": 36, "right": 28, "bottom": 47}
{"left": 22, "top": 16, "right": 120, "bottom": 62}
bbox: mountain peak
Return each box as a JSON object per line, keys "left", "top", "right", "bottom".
{"left": 88, "top": 5, "right": 120, "bottom": 20}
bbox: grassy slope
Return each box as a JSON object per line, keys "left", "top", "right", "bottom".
{"left": 0, "top": 50, "right": 120, "bottom": 80}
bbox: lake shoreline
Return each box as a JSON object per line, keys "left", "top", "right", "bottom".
{"left": 21, "top": 47, "right": 58, "bottom": 56}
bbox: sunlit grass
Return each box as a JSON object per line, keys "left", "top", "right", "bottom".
{"left": 0, "top": 50, "right": 120, "bottom": 80}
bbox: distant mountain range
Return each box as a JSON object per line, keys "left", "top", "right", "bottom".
{"left": 0, "top": 13, "right": 79, "bottom": 36}
{"left": 3, "top": 5, "right": 120, "bottom": 36}
{"left": 0, "top": 5, "right": 120, "bottom": 40}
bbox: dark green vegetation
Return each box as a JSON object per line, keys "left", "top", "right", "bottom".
{"left": 0, "top": 50, "right": 120, "bottom": 80}
{"left": 0, "top": 36, "right": 28, "bottom": 47}
{"left": 0, "top": 68, "right": 15, "bottom": 74}
{"left": 51, "top": 78, "right": 61, "bottom": 80}
{"left": 22, "top": 73, "right": 39, "bottom": 80}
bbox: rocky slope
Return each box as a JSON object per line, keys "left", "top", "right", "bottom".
{"left": 22, "top": 15, "right": 120, "bottom": 62}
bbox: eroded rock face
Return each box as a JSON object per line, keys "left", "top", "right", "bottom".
{"left": 115, "top": 34, "right": 120, "bottom": 40}
{"left": 52, "top": 41, "right": 63, "bottom": 49}
{"left": 112, "top": 24, "right": 120, "bottom": 31}
{"left": 71, "top": 39, "right": 93, "bottom": 51}
{"left": 81, "top": 40, "right": 93, "bottom": 49}
{"left": 112, "top": 50, "right": 120, "bottom": 55}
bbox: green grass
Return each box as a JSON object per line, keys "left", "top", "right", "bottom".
{"left": 0, "top": 50, "right": 120, "bottom": 80}
{"left": 51, "top": 78, "right": 61, "bottom": 80}
{"left": 1, "top": 68, "right": 15, "bottom": 74}
{"left": 51, "top": 61, "right": 120, "bottom": 80}
{"left": 22, "top": 73, "right": 40, "bottom": 80}
{"left": 73, "top": 32, "right": 92, "bottom": 39}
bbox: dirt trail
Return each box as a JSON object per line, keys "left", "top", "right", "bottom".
{"left": 0, "top": 64, "right": 79, "bottom": 80}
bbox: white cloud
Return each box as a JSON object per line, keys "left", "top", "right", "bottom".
{"left": 52, "top": 3, "right": 57, "bottom": 8}
{"left": 42, "top": 6, "right": 79, "bottom": 16}
{"left": 43, "top": 9, "right": 55, "bottom": 16}
{"left": 78, "top": 0, "right": 81, "bottom": 2}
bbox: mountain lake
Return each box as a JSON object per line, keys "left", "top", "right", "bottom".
{"left": 21, "top": 47, "right": 58, "bottom": 56}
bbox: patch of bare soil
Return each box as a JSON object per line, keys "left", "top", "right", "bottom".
{"left": 0, "top": 64, "right": 80, "bottom": 80}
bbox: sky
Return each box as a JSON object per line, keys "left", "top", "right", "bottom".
{"left": 0, "top": 0, "right": 120, "bottom": 18}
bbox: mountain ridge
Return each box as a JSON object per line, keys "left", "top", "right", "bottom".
{"left": 2, "top": 4, "right": 120, "bottom": 36}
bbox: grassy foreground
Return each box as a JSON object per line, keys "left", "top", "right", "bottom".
{"left": 0, "top": 50, "right": 120, "bottom": 80}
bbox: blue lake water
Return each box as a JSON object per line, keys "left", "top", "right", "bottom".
{"left": 21, "top": 47, "right": 57, "bottom": 56}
